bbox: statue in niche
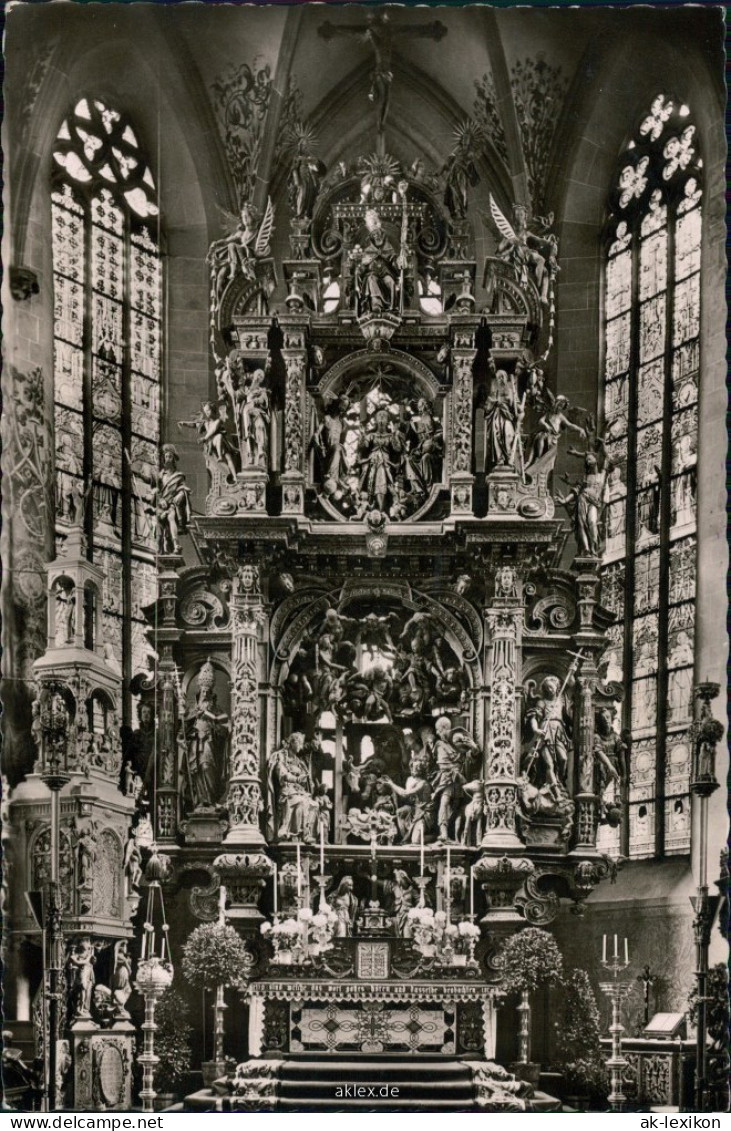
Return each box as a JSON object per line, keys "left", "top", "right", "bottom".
{"left": 183, "top": 660, "right": 229, "bottom": 812}
{"left": 54, "top": 582, "right": 75, "bottom": 647}
{"left": 67, "top": 938, "right": 96, "bottom": 1021}
{"left": 111, "top": 940, "right": 133, "bottom": 1020}
{"left": 123, "top": 830, "right": 143, "bottom": 898}
{"left": 404, "top": 396, "right": 443, "bottom": 494}
{"left": 313, "top": 395, "right": 352, "bottom": 499}
{"left": 153, "top": 443, "right": 191, "bottom": 555}
{"left": 557, "top": 453, "right": 611, "bottom": 558}
{"left": 330, "top": 876, "right": 358, "bottom": 938}
{"left": 525, "top": 396, "right": 587, "bottom": 476}
{"left": 357, "top": 409, "right": 405, "bottom": 512}
{"left": 266, "top": 731, "right": 321, "bottom": 844}
{"left": 350, "top": 209, "right": 400, "bottom": 314}
{"left": 482, "top": 360, "right": 524, "bottom": 473}
{"left": 178, "top": 401, "right": 239, "bottom": 483}
{"left": 384, "top": 869, "right": 420, "bottom": 937}
{"left": 73, "top": 818, "right": 97, "bottom": 897}
{"left": 207, "top": 199, "right": 275, "bottom": 302}
{"left": 430, "top": 717, "right": 481, "bottom": 842}
{"left": 522, "top": 675, "right": 573, "bottom": 792}
{"left": 235, "top": 369, "right": 270, "bottom": 469}
{"left": 288, "top": 126, "right": 326, "bottom": 221}
{"left": 383, "top": 750, "right": 434, "bottom": 845}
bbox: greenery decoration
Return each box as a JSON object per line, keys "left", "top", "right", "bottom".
{"left": 499, "top": 927, "right": 564, "bottom": 995}
{"left": 554, "top": 969, "right": 608, "bottom": 1102}
{"left": 153, "top": 987, "right": 193, "bottom": 1095}
{"left": 181, "top": 922, "right": 249, "bottom": 992}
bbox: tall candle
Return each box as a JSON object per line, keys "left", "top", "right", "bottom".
{"left": 613, "top": 934, "right": 618, "bottom": 960}
{"left": 320, "top": 821, "right": 325, "bottom": 874}
{"left": 218, "top": 883, "right": 226, "bottom": 925}
{"left": 602, "top": 934, "right": 607, "bottom": 963}
{"left": 296, "top": 841, "right": 302, "bottom": 902}
{"left": 272, "top": 863, "right": 278, "bottom": 917}
{"left": 420, "top": 827, "right": 425, "bottom": 877}
{"left": 446, "top": 847, "right": 451, "bottom": 923}
{"left": 470, "top": 865, "right": 474, "bottom": 919}
{"left": 624, "top": 937, "right": 628, "bottom": 965}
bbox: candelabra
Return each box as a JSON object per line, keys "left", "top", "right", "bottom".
{"left": 134, "top": 852, "right": 173, "bottom": 1113}
{"left": 600, "top": 937, "right": 632, "bottom": 1112}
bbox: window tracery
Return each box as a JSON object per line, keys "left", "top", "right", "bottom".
{"left": 601, "top": 94, "right": 701, "bottom": 858}
{"left": 52, "top": 99, "right": 162, "bottom": 709}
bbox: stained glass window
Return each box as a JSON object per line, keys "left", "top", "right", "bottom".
{"left": 602, "top": 95, "right": 701, "bottom": 859}
{"left": 52, "top": 99, "right": 161, "bottom": 719}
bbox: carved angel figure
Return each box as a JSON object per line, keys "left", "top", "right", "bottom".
{"left": 207, "top": 198, "right": 275, "bottom": 303}
{"left": 487, "top": 195, "right": 558, "bottom": 305}
{"left": 178, "top": 401, "right": 239, "bottom": 482}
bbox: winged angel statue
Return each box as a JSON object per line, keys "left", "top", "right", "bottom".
{"left": 485, "top": 194, "right": 558, "bottom": 305}
{"left": 207, "top": 198, "right": 275, "bottom": 303}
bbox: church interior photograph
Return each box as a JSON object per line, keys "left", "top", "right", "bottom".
{"left": 1, "top": 0, "right": 728, "bottom": 1115}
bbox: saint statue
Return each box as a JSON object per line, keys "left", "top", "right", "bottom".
{"left": 384, "top": 869, "right": 419, "bottom": 937}
{"left": 351, "top": 210, "right": 400, "bottom": 314}
{"left": 557, "top": 453, "right": 610, "bottom": 557}
{"left": 266, "top": 732, "right": 321, "bottom": 843}
{"left": 483, "top": 364, "right": 523, "bottom": 473}
{"left": 153, "top": 443, "right": 191, "bottom": 555}
{"left": 330, "top": 875, "right": 359, "bottom": 937}
{"left": 357, "top": 409, "right": 404, "bottom": 513}
{"left": 383, "top": 752, "right": 434, "bottom": 845}
{"left": 183, "top": 659, "right": 229, "bottom": 811}
{"left": 112, "top": 940, "right": 133, "bottom": 1019}
{"left": 236, "top": 369, "right": 270, "bottom": 469}
{"left": 178, "top": 401, "right": 239, "bottom": 482}
{"left": 314, "top": 395, "right": 352, "bottom": 498}
{"left": 522, "top": 675, "right": 573, "bottom": 791}
{"left": 430, "top": 717, "right": 480, "bottom": 841}
{"left": 54, "top": 583, "right": 75, "bottom": 647}
{"left": 67, "top": 938, "right": 96, "bottom": 1021}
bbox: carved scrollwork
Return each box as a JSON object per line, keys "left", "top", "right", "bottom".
{"left": 514, "top": 872, "right": 560, "bottom": 926}
{"left": 180, "top": 586, "right": 230, "bottom": 629}
{"left": 524, "top": 592, "right": 576, "bottom": 635}
{"left": 187, "top": 864, "right": 221, "bottom": 922}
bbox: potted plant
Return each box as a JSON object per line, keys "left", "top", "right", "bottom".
{"left": 553, "top": 969, "right": 608, "bottom": 1110}
{"left": 181, "top": 922, "right": 249, "bottom": 1086}
{"left": 153, "top": 987, "right": 193, "bottom": 1106}
{"left": 498, "top": 927, "right": 563, "bottom": 1086}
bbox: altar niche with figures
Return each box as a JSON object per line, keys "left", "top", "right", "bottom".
{"left": 125, "top": 101, "right": 633, "bottom": 1094}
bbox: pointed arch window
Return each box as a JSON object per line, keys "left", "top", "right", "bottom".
{"left": 600, "top": 95, "right": 701, "bottom": 859}
{"left": 51, "top": 98, "right": 162, "bottom": 714}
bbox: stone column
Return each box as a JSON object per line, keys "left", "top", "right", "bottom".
{"left": 481, "top": 573, "right": 524, "bottom": 849}
{"left": 281, "top": 337, "right": 307, "bottom": 516}
{"left": 449, "top": 342, "right": 475, "bottom": 516}
{"left": 224, "top": 563, "right": 266, "bottom": 846}
{"left": 572, "top": 556, "right": 604, "bottom": 851}
{"left": 155, "top": 555, "right": 183, "bottom": 842}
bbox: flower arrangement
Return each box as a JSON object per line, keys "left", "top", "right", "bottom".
{"left": 260, "top": 903, "right": 339, "bottom": 964}
{"left": 406, "top": 906, "right": 480, "bottom": 965}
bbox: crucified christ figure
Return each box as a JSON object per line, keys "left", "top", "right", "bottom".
{"left": 319, "top": 13, "right": 447, "bottom": 140}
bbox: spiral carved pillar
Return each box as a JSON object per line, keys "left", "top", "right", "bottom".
{"left": 481, "top": 585, "right": 524, "bottom": 849}
{"left": 224, "top": 564, "right": 266, "bottom": 846}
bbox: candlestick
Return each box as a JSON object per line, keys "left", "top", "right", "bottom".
{"left": 218, "top": 883, "right": 226, "bottom": 925}
{"left": 320, "top": 822, "right": 325, "bottom": 874}
{"left": 272, "top": 863, "right": 278, "bottom": 918}
{"left": 446, "top": 847, "right": 451, "bottom": 924}
{"left": 420, "top": 827, "right": 424, "bottom": 877}
{"left": 602, "top": 934, "right": 607, "bottom": 963}
{"left": 624, "top": 937, "right": 628, "bottom": 965}
{"left": 613, "top": 933, "right": 618, "bottom": 959}
{"left": 296, "top": 842, "right": 302, "bottom": 903}
{"left": 470, "top": 865, "right": 474, "bottom": 920}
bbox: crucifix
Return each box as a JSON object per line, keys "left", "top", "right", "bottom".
{"left": 636, "top": 963, "right": 656, "bottom": 1029}
{"left": 319, "top": 13, "right": 447, "bottom": 149}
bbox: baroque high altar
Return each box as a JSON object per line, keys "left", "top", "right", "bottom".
{"left": 10, "top": 101, "right": 629, "bottom": 1111}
